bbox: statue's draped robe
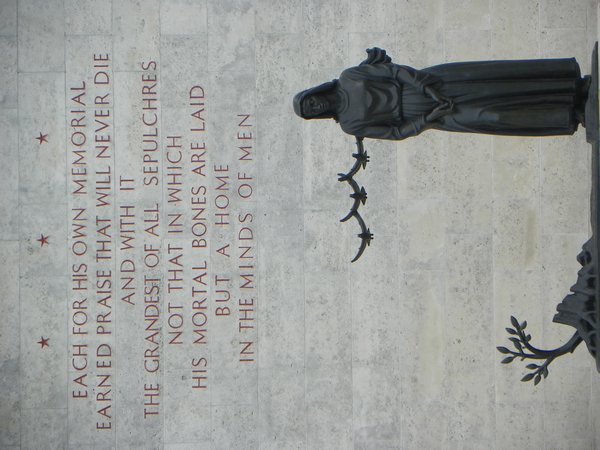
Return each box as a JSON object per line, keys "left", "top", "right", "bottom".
{"left": 554, "top": 238, "right": 598, "bottom": 359}
{"left": 336, "top": 59, "right": 582, "bottom": 140}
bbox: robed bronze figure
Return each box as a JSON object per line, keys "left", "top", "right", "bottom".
{"left": 293, "top": 47, "right": 592, "bottom": 263}
{"left": 293, "top": 48, "right": 590, "bottom": 140}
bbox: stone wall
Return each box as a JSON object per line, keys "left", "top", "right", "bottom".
{"left": 0, "top": 0, "right": 598, "bottom": 448}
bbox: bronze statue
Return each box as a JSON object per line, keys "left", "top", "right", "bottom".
{"left": 293, "top": 48, "right": 590, "bottom": 140}
{"left": 293, "top": 47, "right": 593, "bottom": 263}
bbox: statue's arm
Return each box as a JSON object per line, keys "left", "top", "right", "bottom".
{"left": 396, "top": 115, "right": 429, "bottom": 138}
{"left": 351, "top": 116, "right": 428, "bottom": 140}
{"left": 394, "top": 65, "right": 453, "bottom": 106}
{"left": 346, "top": 62, "right": 440, "bottom": 95}
{"left": 391, "top": 64, "right": 440, "bottom": 94}
{"left": 356, "top": 49, "right": 444, "bottom": 99}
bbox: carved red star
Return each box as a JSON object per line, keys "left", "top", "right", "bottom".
{"left": 37, "top": 337, "right": 49, "bottom": 348}
{"left": 37, "top": 234, "right": 49, "bottom": 246}
{"left": 35, "top": 132, "right": 48, "bottom": 144}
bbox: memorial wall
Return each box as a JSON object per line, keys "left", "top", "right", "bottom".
{"left": 0, "top": 0, "right": 599, "bottom": 448}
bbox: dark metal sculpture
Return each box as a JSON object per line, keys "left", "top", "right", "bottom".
{"left": 294, "top": 47, "right": 590, "bottom": 261}
{"left": 498, "top": 44, "right": 600, "bottom": 384}
{"left": 294, "top": 47, "right": 588, "bottom": 140}
{"left": 338, "top": 137, "right": 373, "bottom": 262}
{"left": 294, "top": 43, "right": 600, "bottom": 384}
{"left": 497, "top": 317, "right": 582, "bottom": 385}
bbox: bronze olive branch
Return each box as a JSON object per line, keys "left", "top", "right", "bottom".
{"left": 338, "top": 137, "right": 373, "bottom": 262}
{"left": 497, "top": 316, "right": 582, "bottom": 385}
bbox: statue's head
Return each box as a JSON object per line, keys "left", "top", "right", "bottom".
{"left": 293, "top": 80, "right": 338, "bottom": 120}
